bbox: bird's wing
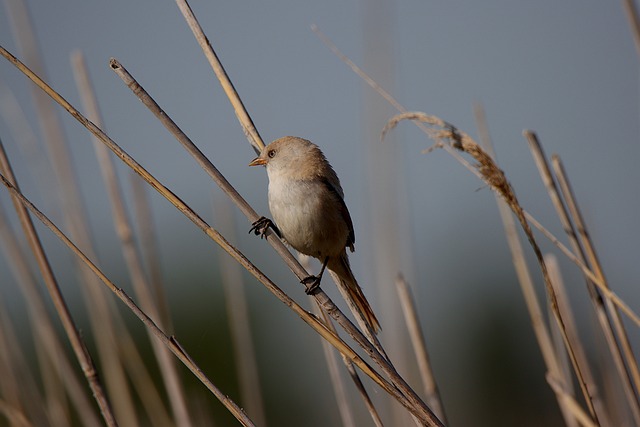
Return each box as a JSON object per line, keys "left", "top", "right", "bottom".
{"left": 321, "top": 177, "right": 355, "bottom": 251}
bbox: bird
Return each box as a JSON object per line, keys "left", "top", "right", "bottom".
{"left": 249, "top": 136, "right": 380, "bottom": 333}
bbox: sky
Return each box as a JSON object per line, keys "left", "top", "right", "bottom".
{"left": 0, "top": 1, "right": 639, "bottom": 426}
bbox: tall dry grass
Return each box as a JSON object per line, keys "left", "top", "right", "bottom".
{"left": 0, "top": 1, "right": 637, "bottom": 426}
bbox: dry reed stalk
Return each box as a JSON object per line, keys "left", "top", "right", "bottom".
{"left": 315, "top": 29, "right": 640, "bottom": 425}
{"left": 394, "top": 274, "right": 447, "bottom": 424}
{"left": 552, "top": 154, "right": 640, "bottom": 400}
{"left": 174, "top": 0, "right": 390, "bottom": 351}
{"left": 106, "top": 58, "right": 438, "bottom": 425}
{"left": 169, "top": 4, "right": 440, "bottom": 420}
{"left": 214, "top": 197, "right": 268, "bottom": 426}
{"left": 313, "top": 24, "right": 622, "bottom": 302}
{"left": 0, "top": 140, "right": 118, "bottom": 427}
{"left": 71, "top": 51, "right": 194, "bottom": 427}
{"left": 4, "top": 4, "right": 146, "bottom": 426}
{"left": 177, "top": 0, "right": 385, "bottom": 343}
{"left": 0, "top": 294, "right": 39, "bottom": 427}
{"left": 298, "top": 254, "right": 384, "bottom": 427}
{"left": 0, "top": 81, "right": 56, "bottom": 207}
{"left": 0, "top": 47, "right": 437, "bottom": 424}
{"left": 552, "top": 155, "right": 640, "bottom": 425}
{"left": 112, "top": 321, "right": 174, "bottom": 427}
{"left": 0, "top": 171, "right": 257, "bottom": 427}
{"left": 547, "top": 374, "right": 599, "bottom": 427}
{"left": 316, "top": 306, "right": 385, "bottom": 427}
{"left": 381, "top": 111, "right": 600, "bottom": 424}
{"left": 299, "top": 254, "right": 382, "bottom": 427}
{"left": 545, "top": 254, "right": 581, "bottom": 427}
{"left": 527, "top": 133, "right": 638, "bottom": 424}
{"left": 474, "top": 106, "right": 584, "bottom": 426}
{"left": 0, "top": 202, "right": 89, "bottom": 427}
{"left": 129, "top": 173, "right": 173, "bottom": 328}
{"left": 170, "top": 0, "right": 410, "bottom": 394}
{"left": 173, "top": 0, "right": 265, "bottom": 153}
{"left": 69, "top": 50, "right": 142, "bottom": 427}
{"left": 0, "top": 238, "right": 100, "bottom": 427}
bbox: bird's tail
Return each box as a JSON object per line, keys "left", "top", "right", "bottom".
{"left": 328, "top": 252, "right": 380, "bottom": 334}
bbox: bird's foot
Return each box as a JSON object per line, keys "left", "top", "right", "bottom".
{"left": 249, "top": 216, "right": 281, "bottom": 239}
{"left": 301, "top": 275, "right": 322, "bottom": 295}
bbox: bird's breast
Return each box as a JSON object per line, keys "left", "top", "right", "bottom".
{"left": 268, "top": 178, "right": 348, "bottom": 259}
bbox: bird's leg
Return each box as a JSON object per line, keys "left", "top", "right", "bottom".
{"left": 301, "top": 257, "right": 329, "bottom": 295}
{"left": 249, "top": 216, "right": 281, "bottom": 239}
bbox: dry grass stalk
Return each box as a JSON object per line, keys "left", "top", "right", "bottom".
{"left": 129, "top": 172, "right": 173, "bottom": 328}
{"left": 314, "top": 24, "right": 629, "bottom": 304}
{"left": 0, "top": 294, "right": 42, "bottom": 427}
{"left": 299, "top": 254, "right": 383, "bottom": 427}
{"left": 167, "top": 13, "right": 433, "bottom": 424}
{"left": 474, "top": 106, "right": 581, "bottom": 426}
{"left": 0, "top": 200, "right": 100, "bottom": 427}
{"left": 174, "top": 1, "right": 390, "bottom": 352}
{"left": 526, "top": 132, "right": 638, "bottom": 424}
{"left": 382, "top": 111, "right": 600, "bottom": 423}
{"left": 0, "top": 140, "right": 118, "bottom": 427}
{"left": 173, "top": 0, "right": 265, "bottom": 153}
{"left": 4, "top": 4, "right": 146, "bottom": 425}
{"left": 394, "top": 274, "right": 447, "bottom": 424}
{"left": 215, "top": 197, "right": 268, "bottom": 426}
{"left": 107, "top": 56, "right": 438, "bottom": 425}
{"left": 552, "top": 154, "right": 640, "bottom": 403}
{"left": 71, "top": 50, "right": 194, "bottom": 427}
{"left": 0, "top": 46, "right": 438, "bottom": 424}
{"left": 0, "top": 170, "right": 257, "bottom": 427}
{"left": 544, "top": 254, "right": 584, "bottom": 427}
{"left": 547, "top": 374, "right": 598, "bottom": 427}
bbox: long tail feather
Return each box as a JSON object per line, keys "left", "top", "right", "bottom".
{"left": 328, "top": 252, "right": 380, "bottom": 333}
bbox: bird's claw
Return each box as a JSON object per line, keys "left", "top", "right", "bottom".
{"left": 249, "top": 216, "right": 281, "bottom": 239}
{"left": 301, "top": 275, "right": 321, "bottom": 295}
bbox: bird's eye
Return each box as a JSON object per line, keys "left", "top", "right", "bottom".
{"left": 268, "top": 149, "right": 276, "bottom": 158}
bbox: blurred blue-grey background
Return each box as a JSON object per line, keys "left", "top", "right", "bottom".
{"left": 0, "top": 1, "right": 639, "bottom": 426}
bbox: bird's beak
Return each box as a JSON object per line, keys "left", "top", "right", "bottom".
{"left": 249, "top": 157, "right": 267, "bottom": 167}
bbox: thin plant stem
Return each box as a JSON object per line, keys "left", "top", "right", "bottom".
{"left": 525, "top": 131, "right": 638, "bottom": 425}
{"left": 172, "top": 0, "right": 392, "bottom": 359}
{"left": 0, "top": 294, "right": 41, "bottom": 427}
{"left": 170, "top": 1, "right": 404, "bottom": 390}
{"left": 166, "top": 9, "right": 434, "bottom": 419}
{"left": 545, "top": 254, "right": 581, "bottom": 427}
{"left": 69, "top": 49, "right": 142, "bottom": 427}
{"left": 107, "top": 57, "right": 438, "bottom": 424}
{"left": 312, "top": 25, "right": 636, "bottom": 325}
{"left": 547, "top": 374, "right": 599, "bottom": 427}
{"left": 474, "top": 105, "right": 583, "bottom": 426}
{"left": 382, "top": 111, "right": 600, "bottom": 424}
{"left": 214, "top": 196, "right": 268, "bottom": 426}
{"left": 0, "top": 200, "right": 100, "bottom": 427}
{"left": 0, "top": 140, "right": 118, "bottom": 427}
{"left": 173, "top": 0, "right": 265, "bottom": 152}
{"left": 71, "top": 50, "right": 193, "bottom": 427}
{"left": 129, "top": 173, "right": 173, "bottom": 329}
{"left": 299, "top": 253, "right": 383, "bottom": 427}
{"left": 552, "top": 153, "right": 640, "bottom": 419}
{"left": 4, "top": 5, "right": 140, "bottom": 426}
{"left": 0, "top": 171, "right": 257, "bottom": 427}
{"left": 0, "top": 42, "right": 440, "bottom": 426}
{"left": 394, "top": 274, "right": 447, "bottom": 425}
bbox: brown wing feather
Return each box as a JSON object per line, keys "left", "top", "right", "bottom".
{"left": 320, "top": 177, "right": 355, "bottom": 251}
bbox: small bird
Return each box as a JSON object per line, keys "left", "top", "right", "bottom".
{"left": 249, "top": 136, "right": 380, "bottom": 333}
